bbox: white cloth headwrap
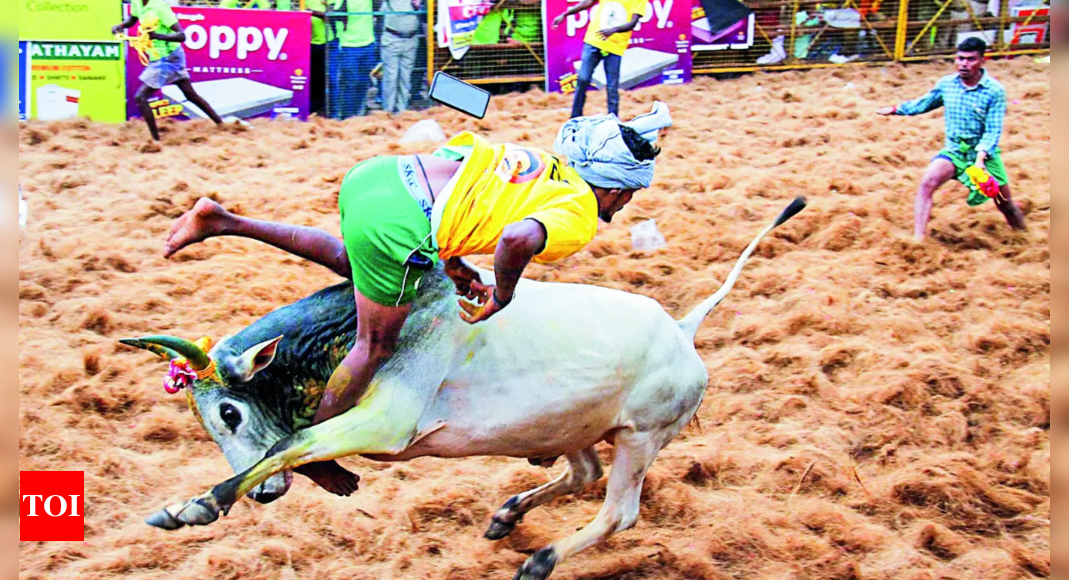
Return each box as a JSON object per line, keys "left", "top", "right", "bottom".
{"left": 553, "top": 101, "right": 673, "bottom": 190}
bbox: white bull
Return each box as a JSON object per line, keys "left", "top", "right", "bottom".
{"left": 125, "top": 197, "right": 806, "bottom": 580}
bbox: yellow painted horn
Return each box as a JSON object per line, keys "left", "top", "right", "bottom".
{"left": 120, "top": 336, "right": 212, "bottom": 371}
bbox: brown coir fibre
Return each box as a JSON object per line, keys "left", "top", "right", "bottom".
{"left": 19, "top": 59, "right": 1049, "bottom": 580}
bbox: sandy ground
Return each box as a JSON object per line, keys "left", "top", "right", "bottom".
{"left": 19, "top": 59, "right": 1049, "bottom": 580}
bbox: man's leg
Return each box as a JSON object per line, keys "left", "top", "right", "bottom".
{"left": 570, "top": 44, "right": 603, "bottom": 119}
{"left": 915, "top": 157, "right": 958, "bottom": 240}
{"left": 327, "top": 40, "right": 343, "bottom": 118}
{"left": 174, "top": 79, "right": 225, "bottom": 126}
{"left": 994, "top": 182, "right": 1027, "bottom": 231}
{"left": 354, "top": 42, "right": 378, "bottom": 116}
{"left": 981, "top": 151, "right": 1027, "bottom": 232}
{"left": 381, "top": 36, "right": 401, "bottom": 114}
{"left": 311, "top": 43, "right": 327, "bottom": 116}
{"left": 397, "top": 38, "right": 418, "bottom": 112}
{"left": 164, "top": 198, "right": 353, "bottom": 279}
{"left": 135, "top": 84, "right": 161, "bottom": 142}
{"left": 604, "top": 52, "right": 622, "bottom": 117}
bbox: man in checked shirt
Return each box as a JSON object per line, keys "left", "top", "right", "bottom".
{"left": 877, "top": 38, "right": 1027, "bottom": 241}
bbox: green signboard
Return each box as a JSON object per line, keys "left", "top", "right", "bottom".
{"left": 19, "top": 0, "right": 120, "bottom": 42}
{"left": 27, "top": 41, "right": 126, "bottom": 123}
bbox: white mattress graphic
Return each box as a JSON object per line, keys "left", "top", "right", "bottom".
{"left": 573, "top": 47, "right": 680, "bottom": 90}
{"left": 162, "top": 78, "right": 294, "bottom": 120}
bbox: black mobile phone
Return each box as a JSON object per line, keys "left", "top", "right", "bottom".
{"left": 429, "top": 72, "right": 491, "bottom": 119}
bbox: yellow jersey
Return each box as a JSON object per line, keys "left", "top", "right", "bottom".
{"left": 584, "top": 0, "right": 649, "bottom": 56}
{"left": 433, "top": 132, "right": 599, "bottom": 264}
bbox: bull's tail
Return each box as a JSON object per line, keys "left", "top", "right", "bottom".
{"left": 678, "top": 197, "right": 808, "bottom": 342}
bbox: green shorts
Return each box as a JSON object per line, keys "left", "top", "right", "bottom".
{"left": 339, "top": 156, "right": 439, "bottom": 307}
{"left": 935, "top": 145, "right": 1009, "bottom": 207}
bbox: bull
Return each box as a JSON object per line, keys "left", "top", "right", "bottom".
{"left": 122, "top": 198, "right": 807, "bottom": 580}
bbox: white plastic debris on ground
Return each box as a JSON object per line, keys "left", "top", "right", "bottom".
{"left": 401, "top": 120, "right": 447, "bottom": 144}
{"left": 630, "top": 219, "right": 667, "bottom": 252}
{"left": 19, "top": 189, "right": 28, "bottom": 229}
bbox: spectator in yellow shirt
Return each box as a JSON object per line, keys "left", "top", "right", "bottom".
{"left": 553, "top": 0, "right": 649, "bottom": 118}
{"left": 160, "top": 103, "right": 672, "bottom": 435}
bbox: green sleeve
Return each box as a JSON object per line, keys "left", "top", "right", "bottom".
{"left": 433, "top": 145, "right": 473, "bottom": 161}
{"left": 277, "top": 0, "right": 293, "bottom": 10}
{"left": 158, "top": 4, "right": 180, "bottom": 28}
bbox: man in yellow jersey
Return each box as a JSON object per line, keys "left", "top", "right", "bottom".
{"left": 112, "top": 0, "right": 225, "bottom": 141}
{"left": 553, "top": 0, "right": 650, "bottom": 118}
{"left": 162, "top": 104, "right": 672, "bottom": 450}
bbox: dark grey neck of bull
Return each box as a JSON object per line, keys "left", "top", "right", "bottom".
{"left": 212, "top": 265, "right": 456, "bottom": 432}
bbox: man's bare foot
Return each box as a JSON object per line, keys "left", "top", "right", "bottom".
{"left": 294, "top": 461, "right": 360, "bottom": 497}
{"left": 164, "top": 198, "right": 232, "bottom": 259}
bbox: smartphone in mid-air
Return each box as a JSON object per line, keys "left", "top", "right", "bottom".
{"left": 429, "top": 72, "right": 491, "bottom": 119}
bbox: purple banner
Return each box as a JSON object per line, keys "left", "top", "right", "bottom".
{"left": 543, "top": 0, "right": 691, "bottom": 95}
{"left": 126, "top": 6, "right": 311, "bottom": 122}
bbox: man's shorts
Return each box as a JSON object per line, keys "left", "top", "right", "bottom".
{"left": 935, "top": 145, "right": 1009, "bottom": 207}
{"left": 339, "top": 156, "right": 439, "bottom": 307}
{"left": 139, "top": 47, "right": 192, "bottom": 90}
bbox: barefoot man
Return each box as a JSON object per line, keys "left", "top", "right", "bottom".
{"left": 112, "top": 0, "right": 226, "bottom": 141}
{"left": 877, "top": 38, "right": 1026, "bottom": 240}
{"left": 163, "top": 105, "right": 672, "bottom": 448}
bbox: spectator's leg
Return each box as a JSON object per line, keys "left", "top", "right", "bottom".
{"left": 327, "top": 40, "right": 343, "bottom": 119}
{"left": 135, "top": 84, "right": 161, "bottom": 142}
{"left": 175, "top": 79, "right": 225, "bottom": 126}
{"left": 381, "top": 35, "right": 401, "bottom": 114}
{"left": 311, "top": 43, "right": 326, "bottom": 116}
{"left": 604, "top": 52, "right": 622, "bottom": 117}
{"left": 397, "top": 37, "right": 418, "bottom": 112}
{"left": 353, "top": 43, "right": 378, "bottom": 116}
{"left": 340, "top": 45, "right": 361, "bottom": 119}
{"left": 570, "top": 43, "right": 602, "bottom": 119}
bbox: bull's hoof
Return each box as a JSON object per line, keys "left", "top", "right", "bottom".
{"left": 513, "top": 548, "right": 558, "bottom": 580}
{"left": 176, "top": 497, "right": 221, "bottom": 527}
{"left": 146, "top": 503, "right": 188, "bottom": 530}
{"left": 485, "top": 516, "right": 520, "bottom": 541}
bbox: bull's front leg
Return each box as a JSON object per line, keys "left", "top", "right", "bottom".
{"left": 147, "top": 383, "right": 430, "bottom": 530}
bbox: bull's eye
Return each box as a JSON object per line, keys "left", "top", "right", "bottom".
{"left": 219, "top": 403, "right": 242, "bottom": 433}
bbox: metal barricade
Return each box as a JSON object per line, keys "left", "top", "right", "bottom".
{"left": 323, "top": 10, "right": 431, "bottom": 118}
{"left": 898, "top": 0, "right": 1050, "bottom": 60}
{"left": 692, "top": 0, "right": 902, "bottom": 73}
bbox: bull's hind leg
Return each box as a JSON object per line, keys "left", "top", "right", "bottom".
{"left": 511, "top": 430, "right": 660, "bottom": 580}
{"left": 486, "top": 448, "right": 603, "bottom": 541}
{"left": 146, "top": 384, "right": 430, "bottom": 530}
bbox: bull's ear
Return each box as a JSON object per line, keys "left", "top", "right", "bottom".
{"left": 233, "top": 336, "right": 284, "bottom": 382}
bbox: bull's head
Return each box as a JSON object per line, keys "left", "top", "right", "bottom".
{"left": 121, "top": 334, "right": 298, "bottom": 504}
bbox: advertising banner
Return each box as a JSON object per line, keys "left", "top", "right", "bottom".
{"left": 436, "top": 0, "right": 495, "bottom": 60}
{"left": 125, "top": 7, "right": 311, "bottom": 122}
{"left": 20, "top": 42, "right": 31, "bottom": 121}
{"left": 27, "top": 41, "right": 126, "bottom": 123}
{"left": 691, "top": 0, "right": 754, "bottom": 51}
{"left": 19, "top": 0, "right": 120, "bottom": 41}
{"left": 543, "top": 0, "right": 691, "bottom": 96}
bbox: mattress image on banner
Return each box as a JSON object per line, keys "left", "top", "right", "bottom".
{"left": 572, "top": 47, "right": 682, "bottom": 89}
{"left": 161, "top": 78, "right": 295, "bottom": 119}
{"left": 543, "top": 0, "right": 691, "bottom": 95}
{"left": 125, "top": 6, "right": 311, "bottom": 121}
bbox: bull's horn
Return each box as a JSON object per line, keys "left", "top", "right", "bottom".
{"left": 120, "top": 336, "right": 212, "bottom": 371}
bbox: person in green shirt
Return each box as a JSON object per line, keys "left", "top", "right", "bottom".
{"left": 113, "top": 0, "right": 224, "bottom": 141}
